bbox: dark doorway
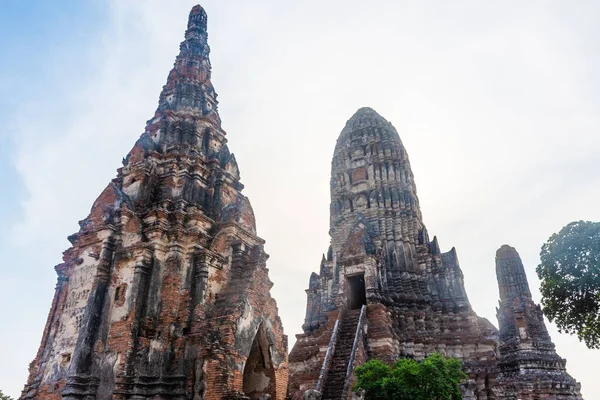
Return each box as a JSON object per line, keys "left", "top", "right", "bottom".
{"left": 347, "top": 274, "right": 366, "bottom": 310}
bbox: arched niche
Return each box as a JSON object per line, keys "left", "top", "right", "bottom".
{"left": 242, "top": 322, "right": 276, "bottom": 399}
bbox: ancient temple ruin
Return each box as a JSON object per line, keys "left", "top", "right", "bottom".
{"left": 21, "top": 6, "right": 288, "bottom": 400}
{"left": 19, "top": 4, "right": 585, "bottom": 399}
{"left": 288, "top": 107, "right": 499, "bottom": 399}
{"left": 287, "top": 108, "right": 583, "bottom": 399}
{"left": 495, "top": 245, "right": 582, "bottom": 399}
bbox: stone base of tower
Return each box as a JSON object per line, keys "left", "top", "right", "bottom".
{"left": 288, "top": 302, "right": 499, "bottom": 400}
{"left": 21, "top": 239, "right": 289, "bottom": 400}
{"left": 495, "top": 373, "right": 583, "bottom": 400}
{"left": 288, "top": 309, "right": 341, "bottom": 398}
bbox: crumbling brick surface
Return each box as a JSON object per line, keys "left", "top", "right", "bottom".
{"left": 21, "top": 5, "right": 287, "bottom": 400}
{"left": 289, "top": 108, "right": 498, "bottom": 399}
{"left": 288, "top": 108, "right": 583, "bottom": 400}
{"left": 493, "top": 246, "right": 582, "bottom": 399}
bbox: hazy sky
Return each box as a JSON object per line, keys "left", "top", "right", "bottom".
{"left": 1, "top": 1, "right": 599, "bottom": 398}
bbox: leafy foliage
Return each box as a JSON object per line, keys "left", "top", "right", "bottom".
{"left": 354, "top": 353, "right": 467, "bottom": 400}
{"left": 537, "top": 220, "right": 600, "bottom": 349}
{"left": 0, "top": 390, "right": 14, "bottom": 400}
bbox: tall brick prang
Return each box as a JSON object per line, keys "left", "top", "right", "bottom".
{"left": 288, "top": 108, "right": 499, "bottom": 399}
{"left": 495, "top": 245, "right": 583, "bottom": 399}
{"left": 287, "top": 108, "right": 585, "bottom": 400}
{"left": 21, "top": 5, "right": 288, "bottom": 400}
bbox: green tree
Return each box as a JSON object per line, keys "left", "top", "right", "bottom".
{"left": 354, "top": 353, "right": 467, "bottom": 400}
{"left": 537, "top": 220, "right": 600, "bottom": 349}
{"left": 0, "top": 390, "right": 14, "bottom": 400}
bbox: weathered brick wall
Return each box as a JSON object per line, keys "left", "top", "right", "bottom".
{"left": 493, "top": 246, "right": 583, "bottom": 399}
{"left": 21, "top": 6, "right": 288, "bottom": 400}
{"left": 287, "top": 108, "right": 584, "bottom": 400}
{"left": 288, "top": 310, "right": 340, "bottom": 400}
{"left": 288, "top": 108, "right": 499, "bottom": 399}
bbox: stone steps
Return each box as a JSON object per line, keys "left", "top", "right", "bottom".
{"left": 321, "top": 309, "right": 361, "bottom": 400}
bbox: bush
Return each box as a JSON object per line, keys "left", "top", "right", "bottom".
{"left": 354, "top": 353, "right": 467, "bottom": 400}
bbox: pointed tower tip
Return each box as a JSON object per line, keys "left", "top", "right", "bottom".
{"left": 496, "top": 244, "right": 520, "bottom": 260}
{"left": 347, "top": 107, "right": 385, "bottom": 122}
{"left": 309, "top": 272, "right": 320, "bottom": 289}
{"left": 341, "top": 107, "right": 391, "bottom": 136}
{"left": 495, "top": 244, "right": 531, "bottom": 300}
{"left": 355, "top": 106, "right": 377, "bottom": 113}
{"left": 430, "top": 236, "right": 441, "bottom": 255}
{"left": 154, "top": 3, "right": 220, "bottom": 123}
{"left": 188, "top": 4, "right": 208, "bottom": 32}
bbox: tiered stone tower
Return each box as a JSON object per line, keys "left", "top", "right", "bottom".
{"left": 288, "top": 108, "right": 499, "bottom": 399}
{"left": 495, "top": 245, "right": 583, "bottom": 399}
{"left": 21, "top": 6, "right": 288, "bottom": 400}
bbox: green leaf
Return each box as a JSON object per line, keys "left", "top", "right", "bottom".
{"left": 354, "top": 353, "right": 467, "bottom": 400}
{"left": 537, "top": 220, "right": 600, "bottom": 349}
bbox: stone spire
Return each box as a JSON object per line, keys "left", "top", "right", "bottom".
{"left": 289, "top": 108, "right": 498, "bottom": 400}
{"left": 120, "top": 4, "right": 232, "bottom": 217}
{"left": 330, "top": 107, "right": 421, "bottom": 234}
{"left": 156, "top": 4, "right": 220, "bottom": 124}
{"left": 495, "top": 245, "right": 583, "bottom": 399}
{"left": 495, "top": 245, "right": 552, "bottom": 352}
{"left": 324, "top": 107, "right": 470, "bottom": 312}
{"left": 20, "top": 5, "right": 288, "bottom": 400}
{"left": 495, "top": 244, "right": 532, "bottom": 300}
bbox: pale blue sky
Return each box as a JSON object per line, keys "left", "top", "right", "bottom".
{"left": 1, "top": 1, "right": 599, "bottom": 398}
{"left": 0, "top": 1, "right": 107, "bottom": 395}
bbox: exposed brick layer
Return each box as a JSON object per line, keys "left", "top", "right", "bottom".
{"left": 21, "top": 5, "right": 287, "bottom": 400}
{"left": 288, "top": 108, "right": 583, "bottom": 399}
{"left": 495, "top": 246, "right": 582, "bottom": 399}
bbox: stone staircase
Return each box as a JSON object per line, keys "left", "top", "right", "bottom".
{"left": 321, "top": 309, "right": 362, "bottom": 400}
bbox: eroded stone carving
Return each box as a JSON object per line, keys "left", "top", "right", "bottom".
{"left": 494, "top": 245, "right": 583, "bottom": 399}
{"left": 20, "top": 5, "right": 288, "bottom": 400}
{"left": 287, "top": 108, "right": 584, "bottom": 399}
